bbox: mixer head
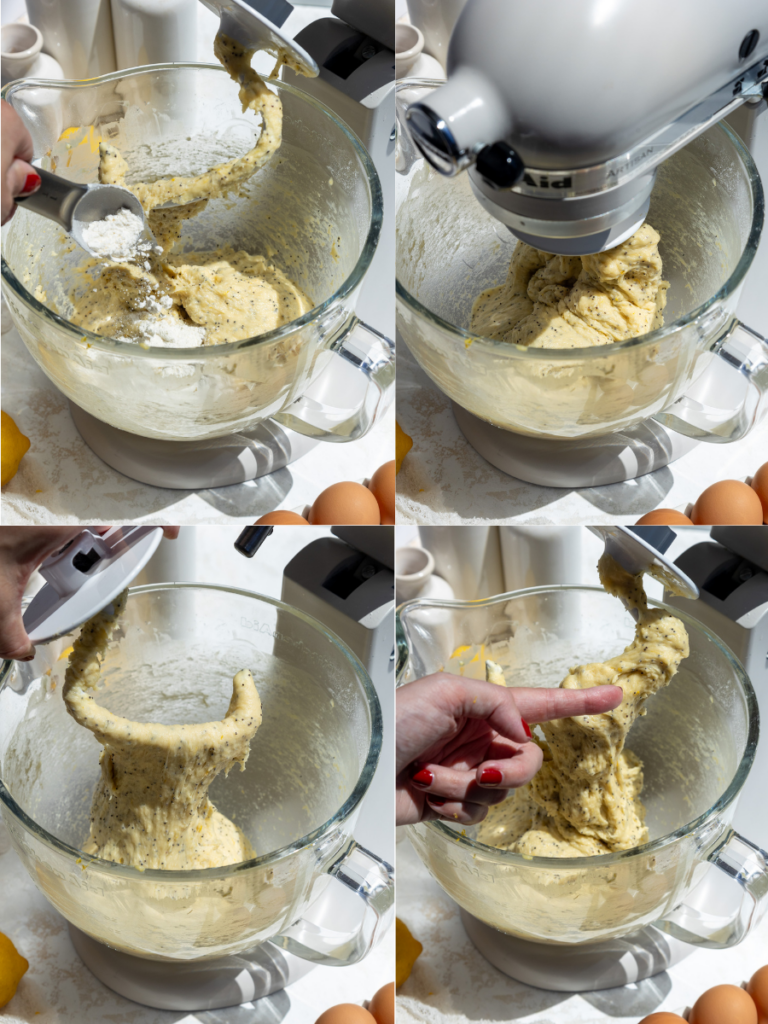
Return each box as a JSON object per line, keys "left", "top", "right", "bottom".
{"left": 588, "top": 526, "right": 699, "bottom": 602}
{"left": 198, "top": 0, "right": 319, "bottom": 78}
{"left": 403, "top": 0, "right": 768, "bottom": 255}
{"left": 23, "top": 527, "right": 163, "bottom": 644}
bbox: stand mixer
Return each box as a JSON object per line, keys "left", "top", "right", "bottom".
{"left": 1, "top": 0, "right": 395, "bottom": 493}
{"left": 1, "top": 528, "right": 394, "bottom": 1011}
{"left": 396, "top": 0, "right": 768, "bottom": 488}
{"left": 397, "top": 526, "right": 768, "bottom": 992}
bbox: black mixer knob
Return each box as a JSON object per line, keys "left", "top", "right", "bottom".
{"left": 475, "top": 142, "right": 524, "bottom": 189}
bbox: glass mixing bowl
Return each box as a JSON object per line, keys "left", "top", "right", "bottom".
{"left": 0, "top": 585, "right": 392, "bottom": 963}
{"left": 1, "top": 66, "right": 393, "bottom": 442}
{"left": 397, "top": 586, "right": 768, "bottom": 948}
{"left": 396, "top": 86, "right": 767, "bottom": 443}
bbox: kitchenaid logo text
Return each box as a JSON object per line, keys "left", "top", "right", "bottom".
{"left": 523, "top": 172, "right": 572, "bottom": 188}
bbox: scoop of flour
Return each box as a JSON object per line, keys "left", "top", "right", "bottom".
{"left": 81, "top": 207, "right": 158, "bottom": 262}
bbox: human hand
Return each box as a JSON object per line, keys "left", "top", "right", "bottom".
{"left": 0, "top": 526, "right": 180, "bottom": 660}
{"left": 1, "top": 100, "right": 40, "bottom": 225}
{"left": 396, "top": 673, "right": 624, "bottom": 826}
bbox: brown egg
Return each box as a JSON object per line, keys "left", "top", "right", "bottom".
{"left": 635, "top": 509, "right": 694, "bottom": 526}
{"left": 368, "top": 983, "right": 394, "bottom": 1024}
{"left": 255, "top": 511, "right": 309, "bottom": 525}
{"left": 369, "top": 461, "right": 395, "bottom": 525}
{"left": 690, "top": 984, "right": 758, "bottom": 1024}
{"left": 637, "top": 1015, "right": 687, "bottom": 1023}
{"left": 315, "top": 1005, "right": 377, "bottom": 1024}
{"left": 309, "top": 482, "right": 381, "bottom": 525}
{"left": 691, "top": 481, "right": 764, "bottom": 525}
{"left": 751, "top": 462, "right": 768, "bottom": 523}
{"left": 747, "top": 964, "right": 768, "bottom": 1023}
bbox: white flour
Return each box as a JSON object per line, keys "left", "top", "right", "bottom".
{"left": 84, "top": 217, "right": 207, "bottom": 347}
{"left": 81, "top": 207, "right": 159, "bottom": 262}
{"left": 135, "top": 316, "right": 206, "bottom": 348}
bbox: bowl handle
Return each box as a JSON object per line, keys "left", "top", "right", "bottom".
{"left": 273, "top": 317, "right": 395, "bottom": 443}
{"left": 653, "top": 319, "right": 768, "bottom": 443}
{"left": 654, "top": 827, "right": 768, "bottom": 949}
{"left": 271, "top": 839, "right": 394, "bottom": 966}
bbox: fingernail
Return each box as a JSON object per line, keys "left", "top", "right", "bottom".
{"left": 20, "top": 173, "right": 41, "bottom": 196}
{"left": 479, "top": 768, "right": 503, "bottom": 786}
{"left": 521, "top": 718, "right": 532, "bottom": 738}
{"left": 412, "top": 767, "right": 434, "bottom": 788}
{"left": 428, "top": 797, "right": 446, "bottom": 806}
{"left": 21, "top": 655, "right": 35, "bottom": 662}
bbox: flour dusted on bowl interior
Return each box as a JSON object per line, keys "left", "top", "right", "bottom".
{"left": 476, "top": 553, "right": 689, "bottom": 857}
{"left": 67, "top": 33, "right": 313, "bottom": 349}
{"left": 63, "top": 591, "right": 261, "bottom": 870}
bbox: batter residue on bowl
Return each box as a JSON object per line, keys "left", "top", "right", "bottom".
{"left": 476, "top": 553, "right": 689, "bottom": 857}
{"left": 68, "top": 33, "right": 313, "bottom": 349}
{"left": 470, "top": 224, "right": 669, "bottom": 349}
{"left": 63, "top": 591, "right": 261, "bottom": 870}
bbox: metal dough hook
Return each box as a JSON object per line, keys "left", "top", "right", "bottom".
{"left": 22, "top": 527, "right": 163, "bottom": 644}
{"left": 588, "top": 525, "right": 700, "bottom": 618}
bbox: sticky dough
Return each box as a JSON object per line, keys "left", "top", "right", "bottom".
{"left": 476, "top": 554, "right": 689, "bottom": 857}
{"left": 63, "top": 591, "right": 261, "bottom": 870}
{"left": 68, "top": 34, "right": 313, "bottom": 347}
{"left": 470, "top": 224, "right": 669, "bottom": 349}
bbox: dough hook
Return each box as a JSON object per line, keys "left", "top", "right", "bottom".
{"left": 588, "top": 526, "right": 700, "bottom": 616}
{"left": 22, "top": 527, "right": 163, "bottom": 644}
{"left": 198, "top": 0, "right": 319, "bottom": 78}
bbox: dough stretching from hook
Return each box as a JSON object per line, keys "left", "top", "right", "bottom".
{"left": 64, "top": 590, "right": 262, "bottom": 870}
{"left": 477, "top": 555, "right": 689, "bottom": 857}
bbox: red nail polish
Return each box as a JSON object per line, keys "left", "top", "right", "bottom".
{"left": 21, "top": 173, "right": 41, "bottom": 195}
{"left": 412, "top": 767, "right": 434, "bottom": 787}
{"left": 479, "top": 768, "right": 503, "bottom": 786}
{"left": 521, "top": 718, "right": 532, "bottom": 738}
{"left": 428, "top": 797, "right": 446, "bottom": 806}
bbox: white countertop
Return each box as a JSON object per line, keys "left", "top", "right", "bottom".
{"left": 1, "top": 2, "right": 394, "bottom": 526}
{"left": 394, "top": 334, "right": 768, "bottom": 525}
{"left": 0, "top": 525, "right": 394, "bottom": 1022}
{"left": 395, "top": 834, "right": 768, "bottom": 1024}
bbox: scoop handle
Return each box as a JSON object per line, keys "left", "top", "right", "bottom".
{"left": 655, "top": 825, "right": 768, "bottom": 948}
{"left": 14, "top": 165, "right": 86, "bottom": 231}
{"left": 272, "top": 838, "right": 394, "bottom": 966}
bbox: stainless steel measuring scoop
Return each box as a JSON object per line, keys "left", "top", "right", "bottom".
{"left": 14, "top": 166, "right": 154, "bottom": 259}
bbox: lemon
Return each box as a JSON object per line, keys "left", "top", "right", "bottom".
{"left": 0, "top": 931, "right": 28, "bottom": 1008}
{"left": 395, "top": 421, "right": 412, "bottom": 475}
{"left": 1, "top": 411, "right": 30, "bottom": 487}
{"left": 395, "top": 917, "right": 422, "bottom": 988}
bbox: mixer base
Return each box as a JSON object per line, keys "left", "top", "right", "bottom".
{"left": 69, "top": 402, "right": 320, "bottom": 489}
{"left": 68, "top": 924, "right": 315, "bottom": 1010}
{"left": 451, "top": 403, "right": 699, "bottom": 488}
{"left": 460, "top": 909, "right": 694, "bottom": 992}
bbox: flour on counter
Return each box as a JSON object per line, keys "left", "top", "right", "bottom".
{"left": 81, "top": 207, "right": 160, "bottom": 263}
